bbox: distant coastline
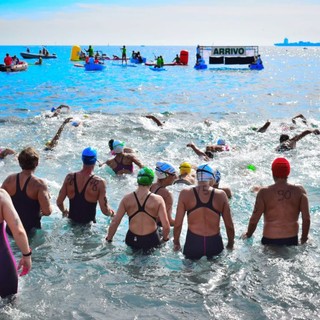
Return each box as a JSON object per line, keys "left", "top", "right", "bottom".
{"left": 274, "top": 37, "right": 320, "bottom": 47}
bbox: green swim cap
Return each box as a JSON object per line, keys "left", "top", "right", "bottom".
{"left": 137, "top": 167, "right": 154, "bottom": 186}
{"left": 247, "top": 164, "right": 256, "bottom": 171}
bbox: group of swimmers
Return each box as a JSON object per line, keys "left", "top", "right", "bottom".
{"left": 0, "top": 108, "right": 317, "bottom": 298}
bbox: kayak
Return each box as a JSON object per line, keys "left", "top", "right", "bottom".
{"left": 194, "top": 64, "right": 207, "bottom": 70}
{"left": 84, "top": 63, "right": 106, "bottom": 71}
{"left": 0, "top": 62, "right": 28, "bottom": 72}
{"left": 20, "top": 52, "right": 57, "bottom": 59}
{"left": 149, "top": 66, "right": 166, "bottom": 72}
{"left": 130, "top": 57, "right": 146, "bottom": 64}
{"left": 145, "top": 62, "right": 187, "bottom": 66}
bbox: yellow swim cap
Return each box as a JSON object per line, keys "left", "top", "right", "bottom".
{"left": 179, "top": 162, "right": 192, "bottom": 174}
{"left": 45, "top": 140, "right": 52, "bottom": 147}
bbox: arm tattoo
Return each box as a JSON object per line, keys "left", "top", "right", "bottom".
{"left": 67, "top": 174, "right": 74, "bottom": 186}
{"left": 91, "top": 180, "right": 99, "bottom": 192}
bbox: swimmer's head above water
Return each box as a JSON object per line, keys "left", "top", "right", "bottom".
{"left": 137, "top": 167, "right": 155, "bottom": 186}
{"left": 82, "top": 147, "right": 97, "bottom": 165}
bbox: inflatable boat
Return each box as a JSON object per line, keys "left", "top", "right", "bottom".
{"left": 84, "top": 63, "right": 106, "bottom": 71}
{"left": 149, "top": 66, "right": 166, "bottom": 72}
{"left": 0, "top": 62, "right": 28, "bottom": 72}
{"left": 20, "top": 52, "right": 57, "bottom": 59}
{"left": 249, "top": 63, "right": 264, "bottom": 70}
{"left": 130, "top": 57, "right": 146, "bottom": 64}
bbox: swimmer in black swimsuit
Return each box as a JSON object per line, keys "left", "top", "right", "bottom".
{"left": 1, "top": 147, "right": 52, "bottom": 235}
{"left": 106, "top": 167, "right": 170, "bottom": 252}
{"left": 57, "top": 147, "right": 114, "bottom": 222}
{"left": 174, "top": 164, "right": 234, "bottom": 260}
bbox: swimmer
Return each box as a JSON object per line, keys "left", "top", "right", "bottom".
{"left": 0, "top": 147, "right": 16, "bottom": 159}
{"left": 0, "top": 189, "right": 32, "bottom": 298}
{"left": 174, "top": 164, "right": 234, "bottom": 259}
{"left": 56, "top": 147, "right": 114, "bottom": 223}
{"left": 209, "top": 168, "right": 232, "bottom": 199}
{"left": 252, "top": 114, "right": 311, "bottom": 133}
{"left": 45, "top": 117, "right": 73, "bottom": 151}
{"left": 102, "top": 140, "right": 144, "bottom": 175}
{"left": 187, "top": 139, "right": 229, "bottom": 161}
{"left": 275, "top": 129, "right": 320, "bottom": 152}
{"left": 1, "top": 147, "right": 52, "bottom": 235}
{"left": 106, "top": 167, "right": 170, "bottom": 252}
{"left": 242, "top": 157, "right": 310, "bottom": 246}
{"left": 145, "top": 115, "right": 164, "bottom": 127}
{"left": 46, "top": 104, "right": 70, "bottom": 118}
{"left": 173, "top": 161, "right": 196, "bottom": 186}
{"left": 150, "top": 162, "right": 177, "bottom": 226}
{"left": 107, "top": 139, "right": 134, "bottom": 154}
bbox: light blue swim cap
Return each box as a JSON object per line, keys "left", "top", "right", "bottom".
{"left": 82, "top": 147, "right": 97, "bottom": 165}
{"left": 155, "top": 161, "right": 176, "bottom": 179}
{"left": 196, "top": 164, "right": 214, "bottom": 182}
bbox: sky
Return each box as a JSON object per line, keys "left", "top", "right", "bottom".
{"left": 0, "top": 0, "right": 319, "bottom": 46}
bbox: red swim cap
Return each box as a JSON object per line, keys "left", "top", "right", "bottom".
{"left": 271, "top": 157, "right": 290, "bottom": 178}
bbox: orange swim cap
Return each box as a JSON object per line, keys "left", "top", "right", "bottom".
{"left": 271, "top": 157, "right": 290, "bottom": 178}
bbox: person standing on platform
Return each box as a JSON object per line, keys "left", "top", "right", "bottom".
{"left": 121, "top": 45, "right": 127, "bottom": 65}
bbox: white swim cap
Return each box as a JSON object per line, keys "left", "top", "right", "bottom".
{"left": 112, "top": 140, "right": 124, "bottom": 153}
{"left": 155, "top": 161, "right": 176, "bottom": 179}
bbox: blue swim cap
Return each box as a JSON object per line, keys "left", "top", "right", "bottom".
{"left": 82, "top": 147, "right": 97, "bottom": 165}
{"left": 51, "top": 107, "right": 56, "bottom": 112}
{"left": 213, "top": 169, "right": 221, "bottom": 184}
{"left": 217, "top": 138, "right": 226, "bottom": 146}
{"left": 196, "top": 164, "right": 214, "bottom": 182}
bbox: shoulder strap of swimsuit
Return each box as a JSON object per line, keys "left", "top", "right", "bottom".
{"left": 133, "top": 191, "right": 143, "bottom": 211}
{"left": 22, "top": 176, "right": 32, "bottom": 193}
{"left": 208, "top": 189, "right": 222, "bottom": 216}
{"left": 153, "top": 186, "right": 163, "bottom": 194}
{"left": 192, "top": 187, "right": 202, "bottom": 205}
{"left": 16, "top": 173, "right": 32, "bottom": 193}
{"left": 15, "top": 173, "right": 20, "bottom": 191}
{"left": 80, "top": 175, "right": 95, "bottom": 195}
{"left": 74, "top": 173, "right": 79, "bottom": 194}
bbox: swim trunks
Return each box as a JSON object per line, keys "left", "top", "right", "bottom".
{"left": 0, "top": 222, "right": 18, "bottom": 298}
{"left": 183, "top": 229, "right": 223, "bottom": 260}
{"left": 261, "top": 236, "right": 298, "bottom": 246}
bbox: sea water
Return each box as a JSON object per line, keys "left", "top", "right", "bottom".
{"left": 0, "top": 45, "right": 319, "bottom": 319}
